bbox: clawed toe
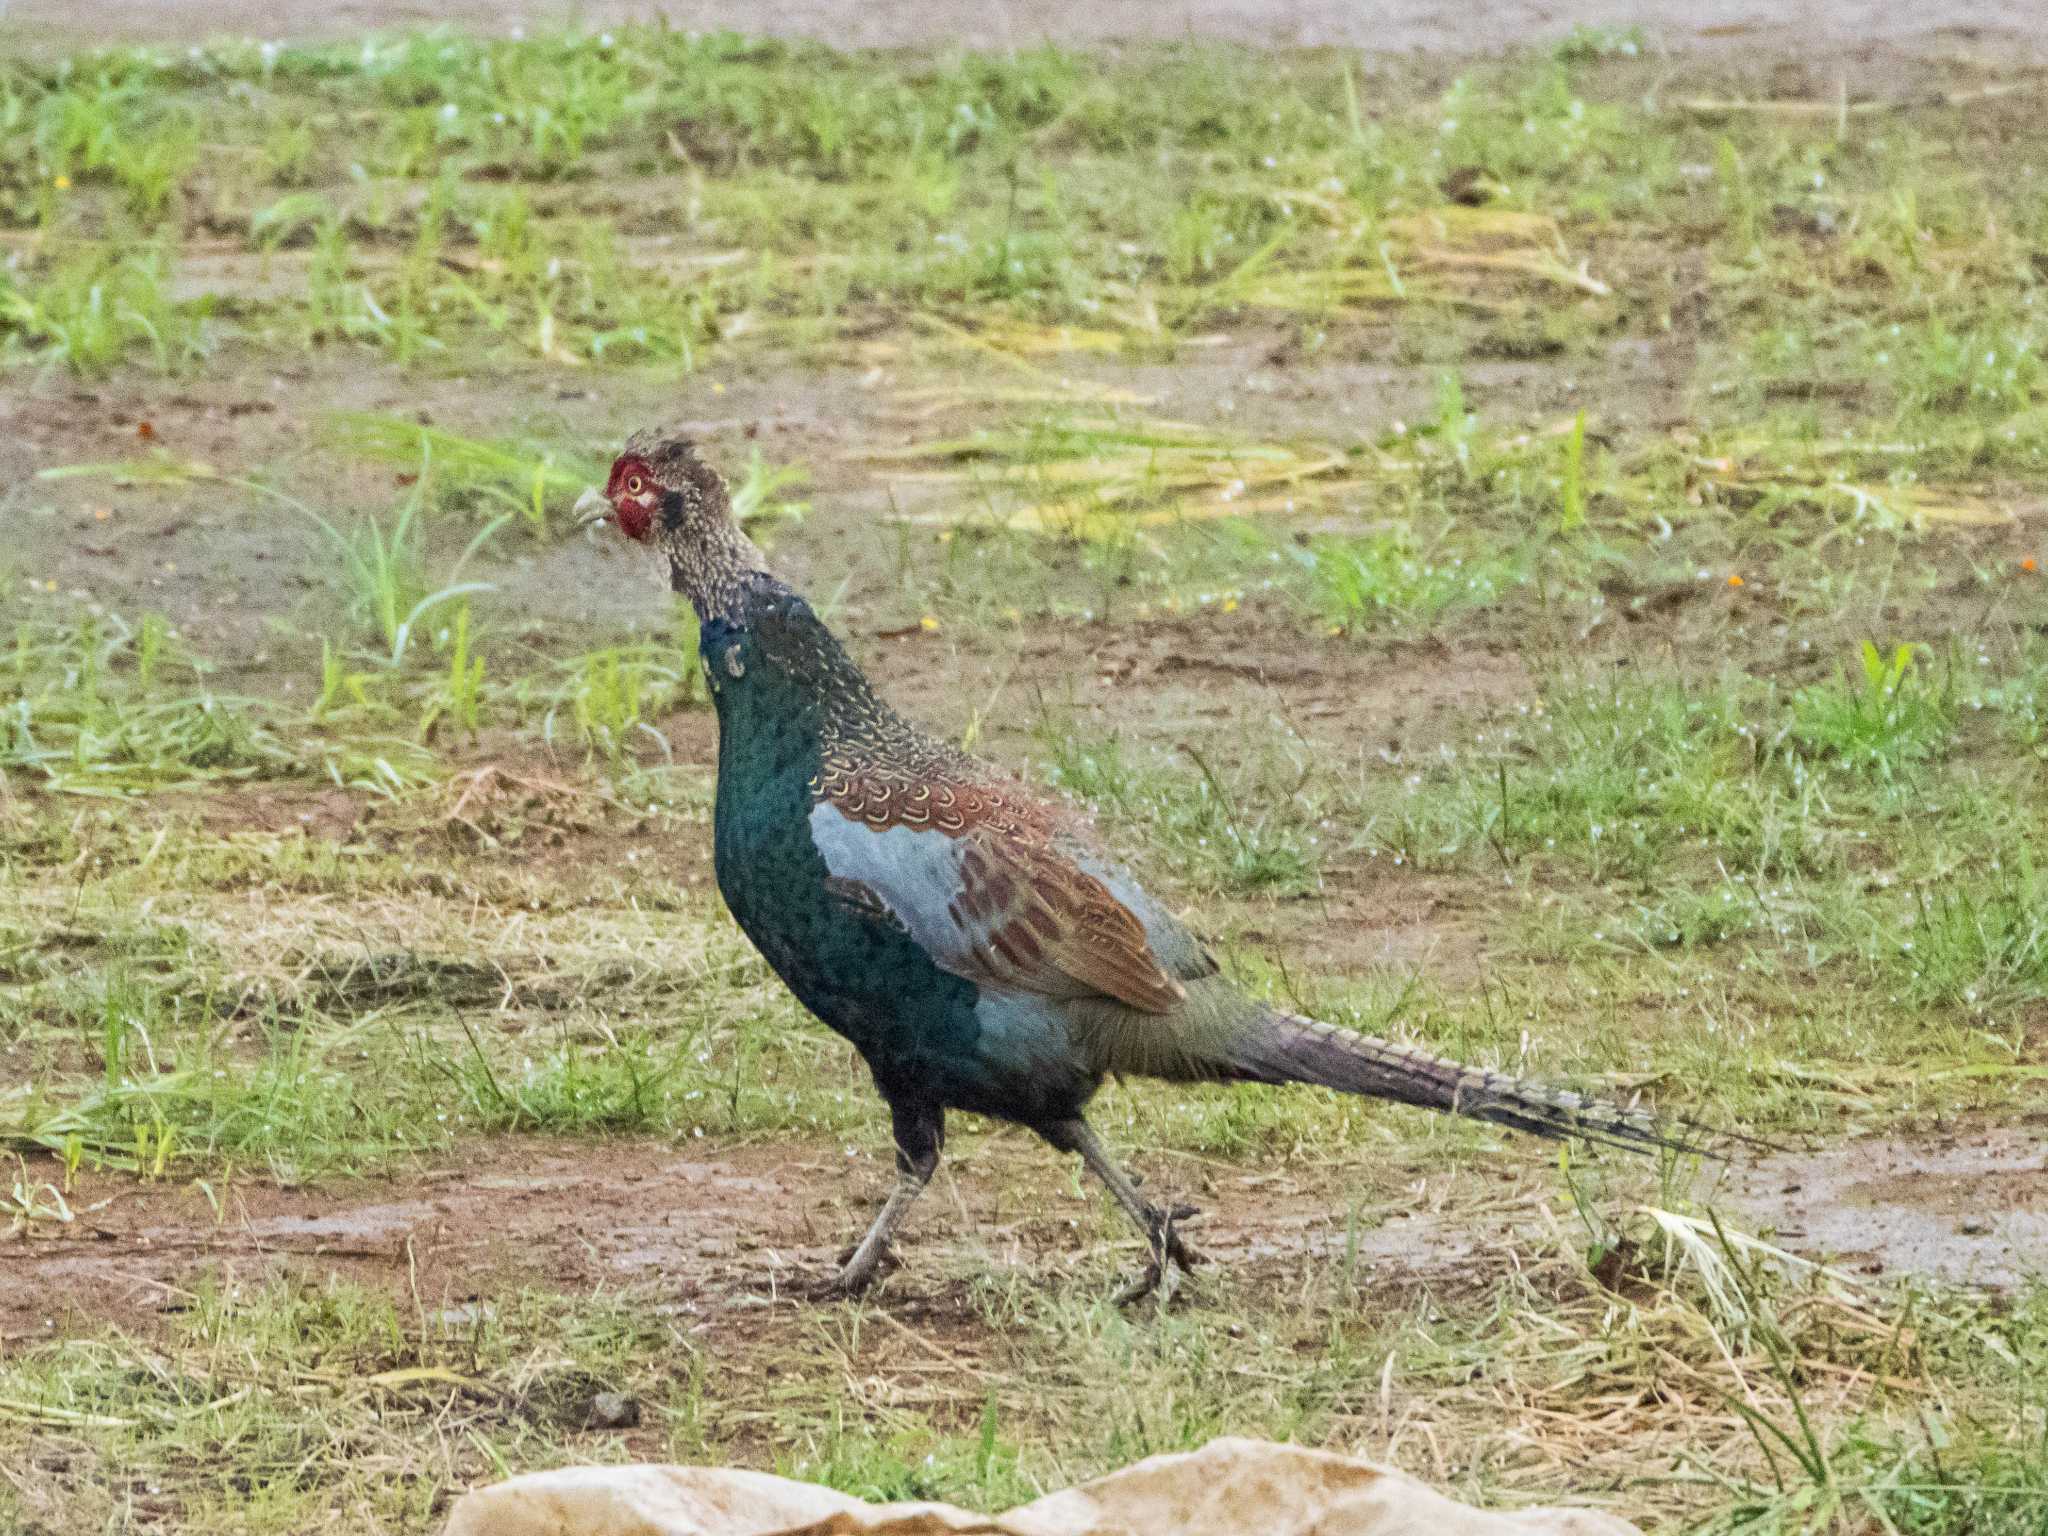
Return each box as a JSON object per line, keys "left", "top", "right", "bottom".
{"left": 783, "top": 1266, "right": 881, "bottom": 1302}
{"left": 827, "top": 1245, "right": 901, "bottom": 1297}
{"left": 1161, "top": 1204, "right": 1204, "bottom": 1269}
{"left": 771, "top": 1245, "right": 901, "bottom": 1302}
{"left": 1113, "top": 1205, "right": 1202, "bottom": 1305}
{"left": 1113, "top": 1260, "right": 1167, "bottom": 1306}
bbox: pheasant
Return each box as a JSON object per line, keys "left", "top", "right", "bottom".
{"left": 577, "top": 433, "right": 1699, "bottom": 1297}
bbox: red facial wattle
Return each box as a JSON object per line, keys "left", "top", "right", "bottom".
{"left": 616, "top": 497, "right": 654, "bottom": 541}
{"left": 604, "top": 454, "right": 658, "bottom": 542}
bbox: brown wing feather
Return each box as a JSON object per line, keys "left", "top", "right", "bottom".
{"left": 953, "top": 833, "right": 1186, "bottom": 1013}
{"left": 823, "top": 755, "right": 1185, "bottom": 1015}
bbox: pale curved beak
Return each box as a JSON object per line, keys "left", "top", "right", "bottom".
{"left": 573, "top": 487, "right": 611, "bottom": 529}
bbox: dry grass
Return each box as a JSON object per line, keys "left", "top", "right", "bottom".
{"left": 4, "top": 26, "right": 2048, "bottom": 1536}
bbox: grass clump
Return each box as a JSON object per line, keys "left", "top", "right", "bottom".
{"left": 328, "top": 414, "right": 606, "bottom": 534}
{"left": 1306, "top": 527, "right": 1524, "bottom": 635}
{"left": 1791, "top": 641, "right": 1955, "bottom": 781}
{"left": 4, "top": 979, "right": 441, "bottom": 1181}
{"left": 306, "top": 484, "right": 506, "bottom": 667}
{"left": 1, "top": 243, "right": 209, "bottom": 376}
{"left": 541, "top": 636, "right": 700, "bottom": 764}
{"left": 1894, "top": 858, "right": 2048, "bottom": 1011}
{"left": 0, "top": 610, "right": 295, "bottom": 794}
{"left": 449, "top": 1021, "right": 698, "bottom": 1135}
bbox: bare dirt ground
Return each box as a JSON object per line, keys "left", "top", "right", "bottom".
{"left": 3, "top": 0, "right": 2043, "bottom": 64}
{"left": 5, "top": 1124, "right": 2041, "bottom": 1352}
{"left": 6, "top": 332, "right": 2042, "bottom": 1348}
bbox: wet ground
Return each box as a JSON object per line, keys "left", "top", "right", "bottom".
{"left": 6, "top": 1124, "right": 2040, "bottom": 1348}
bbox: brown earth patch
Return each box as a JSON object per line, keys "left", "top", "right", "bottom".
{"left": 6, "top": 1122, "right": 2039, "bottom": 1354}
{"left": 1722, "top": 1123, "right": 2048, "bottom": 1290}
{"left": 0, "top": 1133, "right": 1486, "bottom": 1347}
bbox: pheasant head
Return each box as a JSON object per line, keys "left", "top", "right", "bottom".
{"left": 578, "top": 433, "right": 768, "bottom": 622}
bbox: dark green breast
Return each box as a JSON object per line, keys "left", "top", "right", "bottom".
{"left": 699, "top": 590, "right": 986, "bottom": 1104}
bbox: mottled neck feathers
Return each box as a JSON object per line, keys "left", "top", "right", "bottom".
{"left": 665, "top": 512, "right": 771, "bottom": 626}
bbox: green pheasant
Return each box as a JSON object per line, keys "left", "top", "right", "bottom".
{"left": 579, "top": 432, "right": 1700, "bottom": 1297}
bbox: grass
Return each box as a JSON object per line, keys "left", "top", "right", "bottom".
{"left": 1039, "top": 726, "right": 1321, "bottom": 897}
{"left": 1305, "top": 526, "right": 1527, "bottom": 634}
{"left": 0, "top": 241, "right": 210, "bottom": 376}
{"left": 1, "top": 22, "right": 2046, "bottom": 1536}
{"left": 0, "top": 1274, "right": 698, "bottom": 1529}
{"left": 535, "top": 620, "right": 704, "bottom": 763}
{"left": 1790, "top": 641, "right": 1955, "bottom": 781}
{"left": 0, "top": 609, "right": 298, "bottom": 794}
{"left": 311, "top": 485, "right": 508, "bottom": 667}
{"left": 326, "top": 414, "right": 607, "bottom": 535}
{"left": 868, "top": 411, "right": 1358, "bottom": 541}
{"left": 0, "top": 26, "right": 2029, "bottom": 400}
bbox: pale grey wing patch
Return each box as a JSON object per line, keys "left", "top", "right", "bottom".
{"left": 807, "top": 802, "right": 1113, "bottom": 1002}
{"left": 1065, "top": 847, "right": 1219, "bottom": 984}
{"left": 808, "top": 803, "right": 979, "bottom": 970}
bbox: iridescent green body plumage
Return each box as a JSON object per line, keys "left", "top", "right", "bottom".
{"left": 589, "top": 434, "right": 1703, "bottom": 1295}
{"left": 701, "top": 583, "right": 1095, "bottom": 1124}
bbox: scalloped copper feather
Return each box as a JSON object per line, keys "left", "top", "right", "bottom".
{"left": 748, "top": 591, "right": 1189, "bottom": 1015}
{"left": 816, "top": 752, "right": 1186, "bottom": 1015}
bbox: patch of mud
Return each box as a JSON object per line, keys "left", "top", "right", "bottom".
{"left": 1722, "top": 1125, "right": 2047, "bottom": 1290}
{"left": 0, "top": 1134, "right": 1477, "bottom": 1347}
{"left": 178, "top": 782, "right": 368, "bottom": 842}
{"left": 0, "top": 1141, "right": 822, "bottom": 1345}
{"left": 6, "top": 1124, "right": 2040, "bottom": 1349}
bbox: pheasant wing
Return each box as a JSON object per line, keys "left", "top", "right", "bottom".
{"left": 806, "top": 776, "right": 1190, "bottom": 1014}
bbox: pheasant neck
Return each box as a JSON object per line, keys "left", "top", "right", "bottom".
{"left": 666, "top": 517, "right": 772, "bottom": 626}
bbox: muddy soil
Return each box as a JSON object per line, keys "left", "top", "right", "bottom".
{"left": 1726, "top": 1125, "right": 2048, "bottom": 1290}
{"left": 0, "top": 1134, "right": 1445, "bottom": 1344}
{"left": 4, "top": 1125, "right": 2039, "bottom": 1348}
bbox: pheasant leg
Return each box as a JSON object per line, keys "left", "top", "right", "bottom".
{"left": 1043, "top": 1118, "right": 1203, "bottom": 1298}
{"left": 832, "top": 1100, "right": 943, "bottom": 1294}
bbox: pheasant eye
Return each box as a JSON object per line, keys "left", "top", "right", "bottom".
{"left": 626, "top": 474, "right": 645, "bottom": 495}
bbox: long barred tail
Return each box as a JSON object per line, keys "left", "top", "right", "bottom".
{"left": 1227, "top": 1010, "right": 1703, "bottom": 1156}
